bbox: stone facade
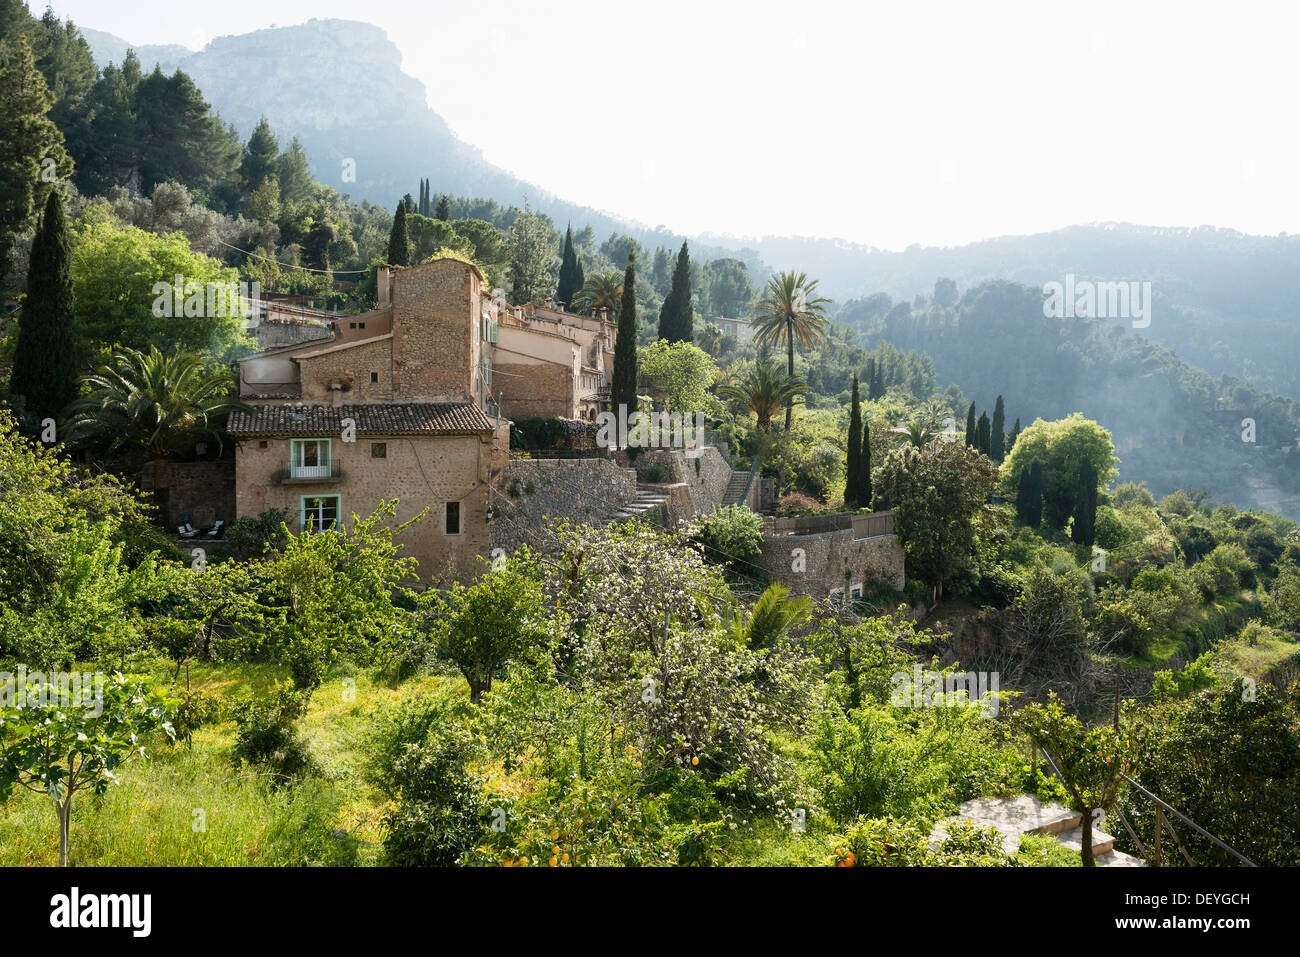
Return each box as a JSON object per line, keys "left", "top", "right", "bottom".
{"left": 756, "top": 518, "right": 906, "bottom": 599}
{"left": 490, "top": 457, "right": 639, "bottom": 552}
{"left": 494, "top": 360, "right": 573, "bottom": 419}
{"left": 391, "top": 260, "right": 482, "bottom": 403}
{"left": 139, "top": 459, "right": 236, "bottom": 531}
{"left": 235, "top": 430, "right": 497, "bottom": 581}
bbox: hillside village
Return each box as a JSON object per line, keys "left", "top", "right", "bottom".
{"left": 139, "top": 255, "right": 903, "bottom": 599}
{"left": 1, "top": 3, "right": 1298, "bottom": 883}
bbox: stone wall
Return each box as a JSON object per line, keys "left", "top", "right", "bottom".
{"left": 254, "top": 320, "right": 333, "bottom": 350}
{"left": 139, "top": 459, "right": 236, "bottom": 531}
{"left": 631, "top": 445, "right": 734, "bottom": 518}
{"left": 755, "top": 524, "right": 905, "bottom": 599}
{"left": 295, "top": 336, "right": 394, "bottom": 403}
{"left": 496, "top": 361, "right": 573, "bottom": 419}
{"left": 391, "top": 259, "right": 478, "bottom": 402}
{"left": 491, "top": 457, "right": 638, "bottom": 552}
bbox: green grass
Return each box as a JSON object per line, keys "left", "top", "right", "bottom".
{"left": 0, "top": 659, "right": 467, "bottom": 866}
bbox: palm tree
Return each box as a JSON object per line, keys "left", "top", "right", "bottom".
{"left": 66, "top": 346, "right": 250, "bottom": 457}
{"left": 698, "top": 323, "right": 723, "bottom": 357}
{"left": 572, "top": 272, "right": 623, "bottom": 317}
{"left": 752, "top": 271, "right": 831, "bottom": 430}
{"left": 889, "top": 419, "right": 939, "bottom": 448}
{"left": 722, "top": 583, "right": 812, "bottom": 650}
{"left": 716, "top": 358, "right": 808, "bottom": 432}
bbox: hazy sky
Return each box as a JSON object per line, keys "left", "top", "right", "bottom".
{"left": 44, "top": 0, "right": 1300, "bottom": 250}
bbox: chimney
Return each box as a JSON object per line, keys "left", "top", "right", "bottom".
{"left": 377, "top": 265, "right": 392, "bottom": 309}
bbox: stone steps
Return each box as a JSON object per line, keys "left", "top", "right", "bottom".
{"left": 930, "top": 795, "right": 1146, "bottom": 866}
{"left": 720, "top": 472, "right": 750, "bottom": 506}
{"left": 609, "top": 488, "right": 671, "bottom": 522}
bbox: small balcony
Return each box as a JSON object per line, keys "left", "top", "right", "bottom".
{"left": 274, "top": 460, "right": 343, "bottom": 485}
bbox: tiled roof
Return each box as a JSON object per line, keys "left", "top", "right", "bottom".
{"left": 228, "top": 403, "right": 495, "bottom": 436}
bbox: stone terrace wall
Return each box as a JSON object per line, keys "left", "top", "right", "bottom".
{"left": 491, "top": 457, "right": 638, "bottom": 552}
{"left": 631, "top": 445, "right": 734, "bottom": 517}
{"left": 756, "top": 525, "right": 905, "bottom": 599}
{"left": 139, "top": 459, "right": 236, "bottom": 530}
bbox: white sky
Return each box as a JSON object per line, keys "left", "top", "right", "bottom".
{"left": 44, "top": 0, "right": 1300, "bottom": 250}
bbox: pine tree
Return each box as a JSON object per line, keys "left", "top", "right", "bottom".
{"left": 10, "top": 190, "right": 78, "bottom": 424}
{"left": 0, "top": 33, "right": 72, "bottom": 281}
{"left": 1071, "top": 458, "right": 1098, "bottom": 546}
{"left": 844, "top": 374, "right": 863, "bottom": 508}
{"left": 556, "top": 225, "right": 582, "bottom": 309}
{"left": 612, "top": 252, "right": 639, "bottom": 419}
{"left": 991, "top": 395, "right": 1006, "bottom": 463}
{"left": 965, "top": 402, "right": 977, "bottom": 447}
{"left": 1017, "top": 460, "right": 1044, "bottom": 527}
{"left": 977, "top": 411, "right": 991, "bottom": 457}
{"left": 435, "top": 193, "right": 451, "bottom": 221}
{"left": 387, "top": 202, "right": 411, "bottom": 266}
{"left": 657, "top": 241, "right": 693, "bottom": 342}
{"left": 239, "top": 117, "right": 279, "bottom": 194}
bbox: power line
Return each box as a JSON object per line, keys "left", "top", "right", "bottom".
{"left": 213, "top": 238, "right": 369, "bottom": 275}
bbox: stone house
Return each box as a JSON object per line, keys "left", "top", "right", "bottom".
{"left": 229, "top": 257, "right": 539, "bottom": 579}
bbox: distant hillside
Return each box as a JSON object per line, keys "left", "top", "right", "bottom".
{"left": 80, "top": 19, "right": 761, "bottom": 273}
{"left": 80, "top": 20, "right": 1300, "bottom": 402}
{"left": 79, "top": 26, "right": 190, "bottom": 74}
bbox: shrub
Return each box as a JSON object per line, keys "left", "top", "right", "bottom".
{"left": 691, "top": 504, "right": 764, "bottom": 571}
{"left": 380, "top": 728, "right": 487, "bottom": 866}
{"left": 225, "top": 507, "right": 290, "bottom": 559}
{"left": 827, "top": 817, "right": 1016, "bottom": 867}
{"left": 776, "top": 491, "right": 826, "bottom": 516}
{"left": 363, "top": 691, "right": 464, "bottom": 798}
{"left": 232, "top": 683, "right": 318, "bottom": 784}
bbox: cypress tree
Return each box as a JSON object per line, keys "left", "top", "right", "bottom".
{"left": 1071, "top": 458, "right": 1098, "bottom": 546}
{"left": 991, "top": 395, "right": 1006, "bottom": 463}
{"left": 1017, "top": 460, "right": 1044, "bottom": 527}
{"left": 863, "top": 359, "right": 875, "bottom": 400}
{"left": 556, "top": 225, "right": 582, "bottom": 309}
{"left": 10, "top": 190, "right": 78, "bottom": 424}
{"left": 611, "top": 252, "right": 639, "bottom": 418}
{"left": 857, "top": 417, "right": 873, "bottom": 510}
{"left": 387, "top": 202, "right": 411, "bottom": 266}
{"left": 1009, "top": 417, "right": 1021, "bottom": 454}
{"left": 977, "top": 411, "right": 991, "bottom": 457}
{"left": 435, "top": 193, "right": 451, "bottom": 221}
{"left": 844, "top": 374, "right": 863, "bottom": 509}
{"left": 657, "top": 241, "right": 693, "bottom": 342}
{"left": 965, "top": 402, "right": 977, "bottom": 447}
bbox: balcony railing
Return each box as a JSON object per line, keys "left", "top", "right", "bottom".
{"left": 274, "top": 460, "right": 343, "bottom": 485}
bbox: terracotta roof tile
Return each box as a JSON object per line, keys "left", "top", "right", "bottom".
{"left": 228, "top": 403, "right": 494, "bottom": 436}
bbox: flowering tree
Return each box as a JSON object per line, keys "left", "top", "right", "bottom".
{"left": 0, "top": 673, "right": 173, "bottom": 865}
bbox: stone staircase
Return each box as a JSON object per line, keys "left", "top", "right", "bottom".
{"left": 720, "top": 470, "right": 752, "bottom": 507}
{"left": 929, "top": 795, "right": 1146, "bottom": 867}
{"left": 610, "top": 486, "right": 671, "bottom": 524}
